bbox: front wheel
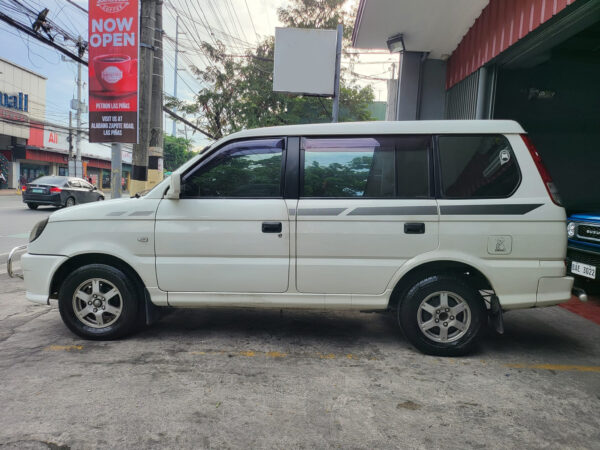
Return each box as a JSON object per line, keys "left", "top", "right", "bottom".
{"left": 398, "top": 275, "right": 486, "bottom": 356}
{"left": 58, "top": 264, "right": 141, "bottom": 340}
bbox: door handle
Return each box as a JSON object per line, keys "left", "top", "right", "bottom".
{"left": 404, "top": 222, "right": 425, "bottom": 234}
{"left": 262, "top": 222, "right": 282, "bottom": 233}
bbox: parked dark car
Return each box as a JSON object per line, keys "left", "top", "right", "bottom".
{"left": 22, "top": 176, "right": 105, "bottom": 209}
{"left": 567, "top": 213, "right": 600, "bottom": 294}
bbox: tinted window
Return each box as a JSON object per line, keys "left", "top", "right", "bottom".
{"left": 302, "top": 136, "right": 430, "bottom": 198}
{"left": 438, "top": 135, "right": 520, "bottom": 199}
{"left": 31, "top": 176, "right": 66, "bottom": 186}
{"left": 69, "top": 180, "right": 82, "bottom": 188}
{"left": 182, "top": 138, "right": 284, "bottom": 198}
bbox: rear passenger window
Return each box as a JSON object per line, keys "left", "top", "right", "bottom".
{"left": 438, "top": 135, "right": 520, "bottom": 199}
{"left": 301, "top": 136, "right": 430, "bottom": 198}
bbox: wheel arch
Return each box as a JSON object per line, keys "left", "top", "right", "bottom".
{"left": 50, "top": 253, "right": 146, "bottom": 301}
{"left": 387, "top": 260, "right": 494, "bottom": 310}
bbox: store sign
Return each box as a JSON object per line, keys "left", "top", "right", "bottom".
{"left": 88, "top": 0, "right": 138, "bottom": 143}
{"left": 44, "top": 129, "right": 69, "bottom": 152}
{"left": 0, "top": 91, "right": 28, "bottom": 112}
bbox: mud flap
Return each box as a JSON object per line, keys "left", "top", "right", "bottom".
{"left": 489, "top": 295, "right": 504, "bottom": 334}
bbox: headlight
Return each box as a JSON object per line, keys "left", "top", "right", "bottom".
{"left": 29, "top": 218, "right": 49, "bottom": 243}
{"left": 567, "top": 222, "right": 576, "bottom": 238}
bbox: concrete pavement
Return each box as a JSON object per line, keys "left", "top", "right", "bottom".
{"left": 0, "top": 271, "right": 599, "bottom": 449}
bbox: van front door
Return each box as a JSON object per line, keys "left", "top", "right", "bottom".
{"left": 295, "top": 135, "right": 439, "bottom": 304}
{"left": 155, "top": 138, "right": 290, "bottom": 300}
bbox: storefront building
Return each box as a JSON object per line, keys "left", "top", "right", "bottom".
{"left": 0, "top": 57, "right": 132, "bottom": 192}
{"left": 0, "top": 58, "right": 46, "bottom": 189}
{"left": 353, "top": 0, "right": 600, "bottom": 212}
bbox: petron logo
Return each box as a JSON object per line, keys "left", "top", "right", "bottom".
{"left": 0, "top": 91, "right": 28, "bottom": 112}
{"left": 97, "top": 0, "right": 129, "bottom": 14}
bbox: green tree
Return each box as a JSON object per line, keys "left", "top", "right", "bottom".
{"left": 163, "top": 135, "right": 194, "bottom": 172}
{"left": 177, "top": 0, "right": 374, "bottom": 139}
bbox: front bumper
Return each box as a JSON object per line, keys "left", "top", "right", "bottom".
{"left": 21, "top": 252, "right": 67, "bottom": 305}
{"left": 566, "top": 246, "right": 599, "bottom": 285}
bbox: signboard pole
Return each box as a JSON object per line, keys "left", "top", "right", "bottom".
{"left": 331, "top": 24, "right": 343, "bottom": 123}
{"left": 111, "top": 142, "right": 122, "bottom": 199}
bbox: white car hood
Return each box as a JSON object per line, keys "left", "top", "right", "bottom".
{"left": 48, "top": 197, "right": 160, "bottom": 222}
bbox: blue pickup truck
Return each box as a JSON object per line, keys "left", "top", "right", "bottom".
{"left": 567, "top": 214, "right": 600, "bottom": 296}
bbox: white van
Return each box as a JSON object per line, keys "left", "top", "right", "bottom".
{"left": 9, "top": 121, "right": 574, "bottom": 355}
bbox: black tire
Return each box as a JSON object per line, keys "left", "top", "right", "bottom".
{"left": 65, "top": 196, "right": 75, "bottom": 207}
{"left": 398, "top": 275, "right": 486, "bottom": 356}
{"left": 27, "top": 203, "right": 38, "bottom": 210}
{"left": 58, "top": 264, "right": 142, "bottom": 340}
{"left": 97, "top": 196, "right": 104, "bottom": 201}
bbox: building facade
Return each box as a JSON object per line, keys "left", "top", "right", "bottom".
{"left": 0, "top": 58, "right": 132, "bottom": 191}
{"left": 353, "top": 0, "right": 600, "bottom": 212}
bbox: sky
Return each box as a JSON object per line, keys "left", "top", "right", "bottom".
{"left": 0, "top": 0, "right": 396, "bottom": 153}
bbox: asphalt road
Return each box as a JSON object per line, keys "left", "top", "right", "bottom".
{"left": 1, "top": 270, "right": 599, "bottom": 449}
{"left": 0, "top": 194, "right": 119, "bottom": 263}
{"left": 0, "top": 195, "right": 57, "bottom": 262}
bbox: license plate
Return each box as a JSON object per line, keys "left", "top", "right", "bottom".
{"left": 571, "top": 261, "right": 596, "bottom": 279}
{"left": 31, "top": 188, "right": 44, "bottom": 193}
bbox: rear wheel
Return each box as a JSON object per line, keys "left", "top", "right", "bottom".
{"left": 58, "top": 264, "right": 141, "bottom": 340}
{"left": 65, "top": 196, "right": 76, "bottom": 207}
{"left": 97, "top": 196, "right": 104, "bottom": 201}
{"left": 398, "top": 275, "right": 486, "bottom": 356}
{"left": 27, "top": 203, "right": 38, "bottom": 210}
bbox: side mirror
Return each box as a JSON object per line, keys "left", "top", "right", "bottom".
{"left": 165, "top": 173, "right": 181, "bottom": 199}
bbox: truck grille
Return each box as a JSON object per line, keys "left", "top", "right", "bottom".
{"left": 567, "top": 248, "right": 600, "bottom": 269}
{"left": 576, "top": 224, "right": 600, "bottom": 243}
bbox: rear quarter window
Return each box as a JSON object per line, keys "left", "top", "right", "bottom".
{"left": 438, "top": 134, "right": 520, "bottom": 199}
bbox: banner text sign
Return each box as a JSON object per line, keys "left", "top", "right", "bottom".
{"left": 88, "top": 0, "right": 139, "bottom": 143}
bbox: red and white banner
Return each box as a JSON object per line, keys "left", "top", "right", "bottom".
{"left": 88, "top": 0, "right": 139, "bottom": 143}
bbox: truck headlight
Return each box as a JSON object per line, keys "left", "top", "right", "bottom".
{"left": 567, "top": 222, "right": 575, "bottom": 238}
{"left": 29, "top": 218, "right": 49, "bottom": 243}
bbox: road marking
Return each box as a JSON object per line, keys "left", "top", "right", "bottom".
{"left": 45, "top": 345, "right": 83, "bottom": 351}
{"left": 0, "top": 233, "right": 29, "bottom": 238}
{"left": 506, "top": 363, "right": 600, "bottom": 373}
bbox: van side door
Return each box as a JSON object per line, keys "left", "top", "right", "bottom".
{"left": 295, "top": 135, "right": 439, "bottom": 305}
{"left": 154, "top": 138, "right": 290, "bottom": 301}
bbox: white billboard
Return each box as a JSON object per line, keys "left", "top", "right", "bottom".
{"left": 273, "top": 27, "right": 338, "bottom": 96}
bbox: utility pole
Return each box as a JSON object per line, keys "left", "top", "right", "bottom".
{"left": 131, "top": 0, "right": 156, "bottom": 195}
{"left": 68, "top": 110, "right": 74, "bottom": 176}
{"left": 332, "top": 24, "right": 343, "bottom": 123}
{"left": 75, "top": 35, "right": 82, "bottom": 178}
{"left": 111, "top": 143, "right": 122, "bottom": 198}
{"left": 149, "top": 0, "right": 164, "bottom": 188}
{"left": 172, "top": 14, "right": 178, "bottom": 137}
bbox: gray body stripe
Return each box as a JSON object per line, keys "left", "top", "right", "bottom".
{"left": 440, "top": 204, "right": 543, "bottom": 215}
{"left": 128, "top": 211, "right": 155, "bottom": 216}
{"left": 107, "top": 211, "right": 126, "bottom": 216}
{"left": 348, "top": 206, "right": 437, "bottom": 216}
{"left": 288, "top": 208, "right": 296, "bottom": 216}
{"left": 297, "top": 208, "right": 346, "bottom": 216}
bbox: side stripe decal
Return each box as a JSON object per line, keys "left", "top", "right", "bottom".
{"left": 348, "top": 206, "right": 438, "bottom": 216}
{"left": 295, "top": 204, "right": 543, "bottom": 216}
{"left": 439, "top": 204, "right": 543, "bottom": 215}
